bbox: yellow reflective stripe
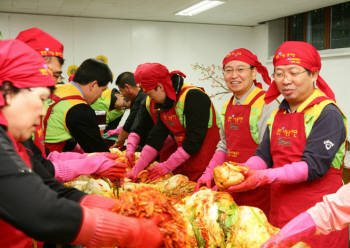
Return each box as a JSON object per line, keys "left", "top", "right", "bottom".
{"left": 145, "top": 95, "right": 151, "bottom": 115}
{"left": 296, "top": 89, "right": 326, "bottom": 113}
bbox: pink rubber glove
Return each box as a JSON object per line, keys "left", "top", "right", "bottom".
{"left": 244, "top": 155, "right": 268, "bottom": 170}
{"left": 98, "top": 162, "right": 128, "bottom": 181}
{"left": 148, "top": 147, "right": 190, "bottom": 181}
{"left": 226, "top": 161, "right": 308, "bottom": 193}
{"left": 106, "top": 126, "right": 123, "bottom": 137}
{"left": 195, "top": 150, "right": 226, "bottom": 191}
{"left": 261, "top": 212, "right": 316, "bottom": 248}
{"left": 307, "top": 183, "right": 350, "bottom": 235}
{"left": 47, "top": 151, "right": 87, "bottom": 162}
{"left": 80, "top": 194, "right": 117, "bottom": 211}
{"left": 126, "top": 145, "right": 158, "bottom": 180}
{"left": 73, "top": 207, "right": 163, "bottom": 248}
{"left": 53, "top": 154, "right": 120, "bottom": 182}
{"left": 126, "top": 132, "right": 141, "bottom": 166}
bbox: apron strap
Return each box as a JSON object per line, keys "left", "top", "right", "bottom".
{"left": 43, "top": 94, "right": 86, "bottom": 139}
{"left": 301, "top": 96, "right": 330, "bottom": 113}
{"left": 247, "top": 90, "right": 265, "bottom": 106}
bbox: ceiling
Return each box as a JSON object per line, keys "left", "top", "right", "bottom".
{"left": 0, "top": 0, "right": 348, "bottom": 26}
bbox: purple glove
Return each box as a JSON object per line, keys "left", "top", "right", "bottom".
{"left": 148, "top": 147, "right": 190, "bottom": 181}
{"left": 226, "top": 161, "right": 309, "bottom": 193}
{"left": 261, "top": 212, "right": 316, "bottom": 248}
{"left": 106, "top": 126, "right": 123, "bottom": 137}
{"left": 47, "top": 151, "right": 87, "bottom": 162}
{"left": 126, "top": 132, "right": 141, "bottom": 166}
{"left": 126, "top": 145, "right": 158, "bottom": 180}
{"left": 52, "top": 154, "right": 119, "bottom": 182}
{"left": 195, "top": 150, "right": 226, "bottom": 191}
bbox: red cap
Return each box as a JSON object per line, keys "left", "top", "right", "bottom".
{"left": 16, "top": 27, "right": 64, "bottom": 58}
{"left": 0, "top": 40, "right": 56, "bottom": 106}
{"left": 134, "top": 63, "right": 186, "bottom": 101}
{"left": 264, "top": 41, "right": 335, "bottom": 103}
{"left": 222, "top": 48, "right": 271, "bottom": 88}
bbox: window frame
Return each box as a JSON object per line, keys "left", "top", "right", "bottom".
{"left": 286, "top": 3, "right": 349, "bottom": 50}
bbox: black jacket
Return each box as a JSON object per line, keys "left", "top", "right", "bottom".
{"left": 0, "top": 127, "right": 84, "bottom": 244}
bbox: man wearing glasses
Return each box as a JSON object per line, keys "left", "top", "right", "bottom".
{"left": 196, "top": 48, "right": 278, "bottom": 217}
{"left": 16, "top": 27, "right": 65, "bottom": 84}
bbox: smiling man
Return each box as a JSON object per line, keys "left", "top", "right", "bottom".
{"left": 196, "top": 48, "right": 278, "bottom": 216}
{"left": 227, "top": 41, "right": 348, "bottom": 248}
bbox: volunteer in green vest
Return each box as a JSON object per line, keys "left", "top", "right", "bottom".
{"left": 125, "top": 95, "right": 177, "bottom": 165}
{"left": 16, "top": 27, "right": 65, "bottom": 157}
{"left": 91, "top": 88, "right": 129, "bottom": 131}
{"left": 0, "top": 39, "right": 162, "bottom": 248}
{"left": 127, "top": 63, "right": 220, "bottom": 182}
{"left": 226, "top": 41, "right": 348, "bottom": 248}
{"left": 112, "top": 72, "right": 147, "bottom": 148}
{"left": 196, "top": 48, "right": 278, "bottom": 216}
{"left": 44, "top": 58, "right": 112, "bottom": 153}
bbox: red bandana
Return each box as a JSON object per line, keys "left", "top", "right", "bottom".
{"left": 222, "top": 48, "right": 271, "bottom": 88}
{"left": 134, "top": 63, "right": 186, "bottom": 101}
{"left": 16, "top": 27, "right": 64, "bottom": 58}
{"left": 264, "top": 41, "right": 335, "bottom": 103}
{"left": 0, "top": 40, "right": 56, "bottom": 106}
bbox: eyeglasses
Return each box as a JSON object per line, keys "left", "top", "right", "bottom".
{"left": 52, "top": 72, "right": 64, "bottom": 82}
{"left": 272, "top": 70, "right": 308, "bottom": 82}
{"left": 223, "top": 66, "right": 252, "bottom": 75}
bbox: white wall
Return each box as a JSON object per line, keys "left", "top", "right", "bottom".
{"left": 262, "top": 20, "right": 350, "bottom": 131}
{"left": 1, "top": 12, "right": 349, "bottom": 130}
{"left": 0, "top": 12, "right": 257, "bottom": 110}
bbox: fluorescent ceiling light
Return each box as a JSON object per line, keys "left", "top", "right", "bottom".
{"left": 175, "top": 0, "right": 225, "bottom": 16}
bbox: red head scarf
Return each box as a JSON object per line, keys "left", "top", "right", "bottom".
{"left": 134, "top": 63, "right": 186, "bottom": 101}
{"left": 264, "top": 41, "right": 335, "bottom": 103}
{"left": 16, "top": 27, "right": 64, "bottom": 58}
{"left": 0, "top": 39, "right": 56, "bottom": 107}
{"left": 222, "top": 48, "right": 271, "bottom": 88}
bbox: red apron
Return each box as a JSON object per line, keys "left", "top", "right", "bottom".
{"left": 148, "top": 99, "right": 177, "bottom": 162}
{"left": 33, "top": 117, "right": 46, "bottom": 158}
{"left": 225, "top": 91, "right": 270, "bottom": 216}
{"left": 43, "top": 94, "right": 86, "bottom": 153}
{"left": 270, "top": 97, "right": 348, "bottom": 247}
{"left": 0, "top": 131, "right": 43, "bottom": 248}
{"left": 160, "top": 87, "right": 220, "bottom": 181}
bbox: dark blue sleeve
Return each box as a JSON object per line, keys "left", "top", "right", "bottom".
{"left": 255, "top": 127, "right": 274, "bottom": 168}
{"left": 302, "top": 104, "right": 346, "bottom": 181}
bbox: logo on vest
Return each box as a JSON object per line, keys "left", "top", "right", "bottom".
{"left": 276, "top": 126, "right": 298, "bottom": 138}
{"left": 228, "top": 151, "right": 240, "bottom": 158}
{"left": 324, "top": 140, "right": 334, "bottom": 150}
{"left": 278, "top": 137, "right": 291, "bottom": 146}
{"left": 164, "top": 114, "right": 177, "bottom": 126}
{"left": 228, "top": 114, "right": 243, "bottom": 130}
{"left": 167, "top": 121, "right": 176, "bottom": 126}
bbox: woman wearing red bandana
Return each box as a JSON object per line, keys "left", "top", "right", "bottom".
{"left": 228, "top": 41, "right": 348, "bottom": 247}
{"left": 195, "top": 48, "right": 278, "bottom": 216}
{"left": 127, "top": 63, "right": 220, "bottom": 182}
{"left": 0, "top": 40, "right": 162, "bottom": 248}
